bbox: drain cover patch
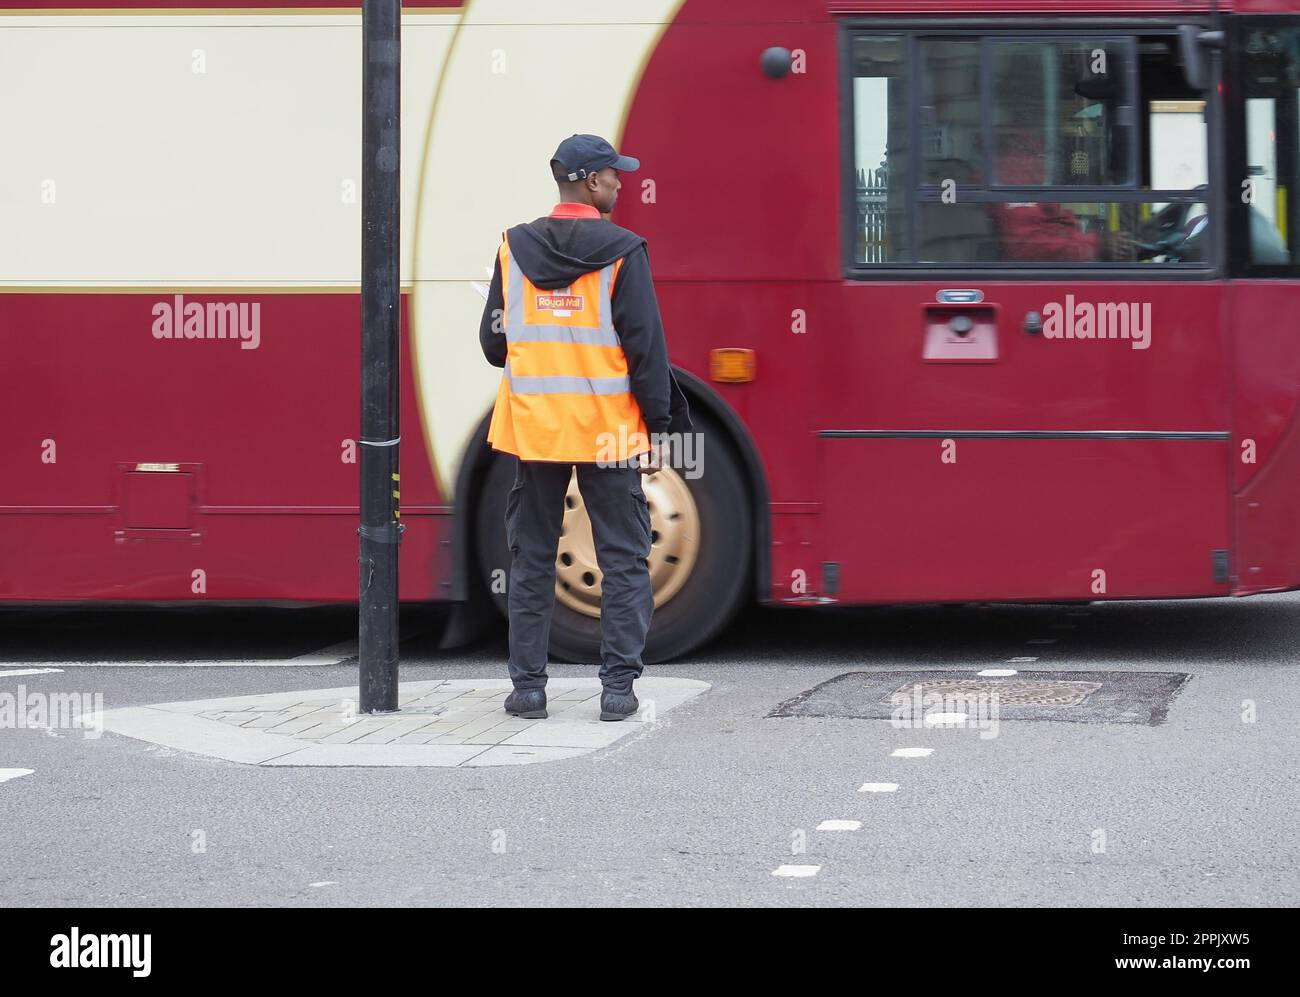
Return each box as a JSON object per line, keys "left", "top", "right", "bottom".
{"left": 901, "top": 678, "right": 1103, "bottom": 707}
{"left": 769, "top": 670, "right": 1189, "bottom": 726}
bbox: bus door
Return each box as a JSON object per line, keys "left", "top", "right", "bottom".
{"left": 820, "top": 26, "right": 1232, "bottom": 603}
{"left": 1227, "top": 14, "right": 1300, "bottom": 594}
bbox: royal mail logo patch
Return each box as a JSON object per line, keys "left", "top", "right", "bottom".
{"left": 535, "top": 293, "right": 584, "bottom": 311}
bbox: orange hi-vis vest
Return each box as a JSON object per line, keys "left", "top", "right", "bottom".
{"left": 486, "top": 234, "right": 651, "bottom": 463}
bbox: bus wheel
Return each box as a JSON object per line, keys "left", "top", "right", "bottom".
{"left": 474, "top": 416, "right": 751, "bottom": 663}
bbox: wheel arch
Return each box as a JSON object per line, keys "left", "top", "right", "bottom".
{"left": 449, "top": 407, "right": 498, "bottom": 603}
{"left": 669, "top": 367, "right": 770, "bottom": 604}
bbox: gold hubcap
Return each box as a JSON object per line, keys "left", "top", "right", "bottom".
{"left": 555, "top": 466, "right": 700, "bottom": 617}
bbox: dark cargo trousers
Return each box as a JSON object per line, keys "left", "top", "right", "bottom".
{"left": 504, "top": 458, "right": 654, "bottom": 695}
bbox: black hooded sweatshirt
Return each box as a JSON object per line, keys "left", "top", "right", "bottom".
{"left": 479, "top": 211, "right": 691, "bottom": 438}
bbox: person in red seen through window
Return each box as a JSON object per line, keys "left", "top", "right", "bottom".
{"left": 988, "top": 128, "right": 1132, "bottom": 262}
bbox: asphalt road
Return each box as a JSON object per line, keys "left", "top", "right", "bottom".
{"left": 1, "top": 595, "right": 1296, "bottom": 907}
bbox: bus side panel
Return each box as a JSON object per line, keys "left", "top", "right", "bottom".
{"left": 616, "top": 1, "right": 840, "bottom": 604}
{"left": 653, "top": 277, "right": 824, "bottom": 596}
{"left": 616, "top": 9, "right": 838, "bottom": 285}
{"left": 823, "top": 437, "right": 1232, "bottom": 602}
{"left": 0, "top": 292, "right": 447, "bottom": 602}
{"left": 820, "top": 280, "right": 1231, "bottom": 604}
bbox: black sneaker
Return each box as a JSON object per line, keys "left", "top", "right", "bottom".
{"left": 503, "top": 688, "right": 547, "bottom": 719}
{"left": 599, "top": 689, "right": 639, "bottom": 722}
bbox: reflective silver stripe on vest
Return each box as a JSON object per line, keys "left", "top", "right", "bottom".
{"left": 502, "top": 243, "right": 621, "bottom": 348}
{"left": 502, "top": 362, "right": 631, "bottom": 396}
{"left": 505, "top": 324, "right": 621, "bottom": 346}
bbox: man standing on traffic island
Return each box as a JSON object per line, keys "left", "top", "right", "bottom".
{"left": 478, "top": 134, "right": 691, "bottom": 722}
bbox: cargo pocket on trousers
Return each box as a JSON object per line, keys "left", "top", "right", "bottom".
{"left": 504, "top": 478, "right": 524, "bottom": 555}
{"left": 631, "top": 476, "right": 652, "bottom": 561}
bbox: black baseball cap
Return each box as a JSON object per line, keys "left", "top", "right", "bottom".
{"left": 552, "top": 134, "right": 640, "bottom": 181}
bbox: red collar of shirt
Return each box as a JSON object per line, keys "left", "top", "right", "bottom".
{"left": 549, "top": 202, "right": 602, "bottom": 219}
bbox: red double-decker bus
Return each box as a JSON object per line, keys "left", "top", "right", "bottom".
{"left": 4, "top": 0, "right": 1300, "bottom": 661}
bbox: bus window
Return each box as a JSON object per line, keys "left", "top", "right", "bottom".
{"left": 921, "top": 202, "right": 1202, "bottom": 265}
{"left": 846, "top": 29, "right": 1211, "bottom": 269}
{"left": 921, "top": 39, "right": 981, "bottom": 187}
{"left": 1149, "top": 100, "right": 1207, "bottom": 192}
{"left": 850, "top": 35, "right": 909, "bottom": 263}
{"left": 990, "top": 40, "right": 1131, "bottom": 187}
{"left": 1240, "top": 27, "right": 1300, "bottom": 265}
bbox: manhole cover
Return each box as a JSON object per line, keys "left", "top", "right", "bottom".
{"left": 770, "top": 670, "right": 1189, "bottom": 726}
{"left": 891, "top": 678, "right": 1102, "bottom": 707}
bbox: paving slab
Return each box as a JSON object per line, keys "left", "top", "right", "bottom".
{"left": 97, "top": 677, "right": 709, "bottom": 767}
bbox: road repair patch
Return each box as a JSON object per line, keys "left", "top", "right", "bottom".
{"left": 769, "top": 670, "right": 1189, "bottom": 726}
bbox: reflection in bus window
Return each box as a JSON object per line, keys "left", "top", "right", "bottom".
{"left": 851, "top": 36, "right": 908, "bottom": 263}
{"left": 921, "top": 39, "right": 981, "bottom": 186}
{"left": 991, "top": 40, "right": 1129, "bottom": 187}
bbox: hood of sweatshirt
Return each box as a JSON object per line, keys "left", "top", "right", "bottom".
{"left": 505, "top": 215, "right": 646, "bottom": 290}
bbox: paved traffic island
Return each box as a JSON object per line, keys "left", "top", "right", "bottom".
{"left": 98, "top": 678, "right": 709, "bottom": 767}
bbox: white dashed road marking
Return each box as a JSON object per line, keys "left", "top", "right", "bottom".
{"left": 817, "top": 820, "right": 862, "bottom": 832}
{"left": 772, "top": 865, "right": 821, "bottom": 878}
{"left": 924, "top": 712, "right": 969, "bottom": 726}
{"left": 1008, "top": 656, "right": 1038, "bottom": 663}
{"left": 858, "top": 782, "right": 899, "bottom": 792}
{"left": 0, "top": 769, "right": 35, "bottom": 784}
{"left": 978, "top": 668, "right": 1018, "bottom": 677}
{"left": 891, "top": 747, "right": 934, "bottom": 758}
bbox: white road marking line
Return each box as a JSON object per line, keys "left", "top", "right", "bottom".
{"left": 816, "top": 820, "right": 862, "bottom": 832}
{"left": 0, "top": 668, "right": 63, "bottom": 678}
{"left": 0, "top": 769, "right": 35, "bottom": 784}
{"left": 0, "top": 624, "right": 436, "bottom": 670}
{"left": 891, "top": 747, "right": 934, "bottom": 758}
{"left": 924, "top": 712, "right": 968, "bottom": 726}
{"left": 308, "top": 881, "right": 339, "bottom": 888}
{"left": 978, "top": 668, "right": 1018, "bottom": 677}
{"left": 772, "top": 864, "right": 820, "bottom": 878}
{"left": 1008, "top": 656, "right": 1038, "bottom": 663}
{"left": 858, "top": 782, "right": 899, "bottom": 793}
